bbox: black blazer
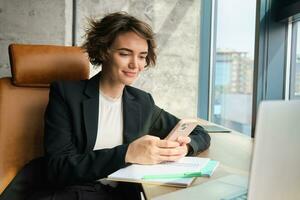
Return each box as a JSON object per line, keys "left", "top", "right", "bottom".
{"left": 44, "top": 73, "right": 210, "bottom": 186}
{"left": 0, "top": 73, "right": 211, "bottom": 199}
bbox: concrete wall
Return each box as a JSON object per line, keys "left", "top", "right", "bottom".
{"left": 77, "top": 0, "right": 201, "bottom": 118}
{"left": 0, "top": 0, "right": 72, "bottom": 76}
{"left": 0, "top": 0, "right": 201, "bottom": 118}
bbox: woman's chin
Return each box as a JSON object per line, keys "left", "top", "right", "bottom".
{"left": 121, "top": 76, "right": 138, "bottom": 85}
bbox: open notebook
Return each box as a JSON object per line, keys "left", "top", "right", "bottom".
{"left": 107, "top": 157, "right": 219, "bottom": 187}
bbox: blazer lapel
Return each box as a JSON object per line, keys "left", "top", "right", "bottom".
{"left": 83, "top": 74, "right": 100, "bottom": 151}
{"left": 123, "top": 86, "right": 141, "bottom": 144}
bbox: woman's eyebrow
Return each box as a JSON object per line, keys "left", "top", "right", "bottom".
{"left": 116, "top": 48, "right": 148, "bottom": 54}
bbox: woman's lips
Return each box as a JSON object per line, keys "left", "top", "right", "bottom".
{"left": 123, "top": 71, "right": 137, "bottom": 77}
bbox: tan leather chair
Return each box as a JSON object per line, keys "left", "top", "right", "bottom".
{"left": 0, "top": 44, "right": 89, "bottom": 194}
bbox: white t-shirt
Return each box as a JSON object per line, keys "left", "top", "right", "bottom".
{"left": 93, "top": 90, "right": 123, "bottom": 187}
{"left": 93, "top": 90, "right": 123, "bottom": 150}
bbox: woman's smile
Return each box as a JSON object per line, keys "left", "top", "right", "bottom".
{"left": 122, "top": 70, "right": 137, "bottom": 78}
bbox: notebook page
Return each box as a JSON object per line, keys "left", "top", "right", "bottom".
{"left": 107, "top": 157, "right": 210, "bottom": 186}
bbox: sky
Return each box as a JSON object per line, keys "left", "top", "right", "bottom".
{"left": 216, "top": 0, "right": 257, "bottom": 59}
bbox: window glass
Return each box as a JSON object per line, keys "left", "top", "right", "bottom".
{"left": 211, "top": 0, "right": 256, "bottom": 135}
{"left": 291, "top": 21, "right": 300, "bottom": 99}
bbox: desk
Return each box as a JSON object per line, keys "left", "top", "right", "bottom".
{"left": 142, "top": 119, "right": 253, "bottom": 199}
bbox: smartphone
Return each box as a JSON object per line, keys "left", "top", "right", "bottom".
{"left": 165, "top": 119, "right": 198, "bottom": 141}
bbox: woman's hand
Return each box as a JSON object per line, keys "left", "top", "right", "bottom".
{"left": 125, "top": 135, "right": 191, "bottom": 164}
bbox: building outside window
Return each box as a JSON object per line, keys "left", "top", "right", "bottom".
{"left": 211, "top": 0, "right": 256, "bottom": 136}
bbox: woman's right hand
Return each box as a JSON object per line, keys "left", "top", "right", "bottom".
{"left": 125, "top": 135, "right": 187, "bottom": 164}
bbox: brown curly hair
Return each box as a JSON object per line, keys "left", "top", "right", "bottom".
{"left": 81, "top": 12, "right": 157, "bottom": 68}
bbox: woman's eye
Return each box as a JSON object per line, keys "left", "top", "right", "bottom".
{"left": 119, "top": 53, "right": 129, "bottom": 56}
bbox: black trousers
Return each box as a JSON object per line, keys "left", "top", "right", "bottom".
{"left": 27, "top": 182, "right": 143, "bottom": 200}
{"left": 0, "top": 158, "right": 144, "bottom": 200}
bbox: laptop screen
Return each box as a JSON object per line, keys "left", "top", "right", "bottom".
{"left": 248, "top": 100, "right": 300, "bottom": 200}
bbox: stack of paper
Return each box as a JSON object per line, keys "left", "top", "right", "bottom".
{"left": 107, "top": 157, "right": 219, "bottom": 187}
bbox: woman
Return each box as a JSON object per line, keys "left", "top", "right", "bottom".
{"left": 40, "top": 12, "right": 210, "bottom": 199}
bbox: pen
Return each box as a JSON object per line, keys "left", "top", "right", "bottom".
{"left": 142, "top": 172, "right": 202, "bottom": 180}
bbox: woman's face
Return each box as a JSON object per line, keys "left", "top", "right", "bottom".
{"left": 103, "top": 31, "right": 148, "bottom": 86}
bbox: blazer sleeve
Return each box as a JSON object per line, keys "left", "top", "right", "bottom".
{"left": 44, "top": 82, "right": 129, "bottom": 186}
{"left": 148, "top": 94, "right": 211, "bottom": 155}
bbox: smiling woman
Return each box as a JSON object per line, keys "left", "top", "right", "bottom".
{"left": 22, "top": 12, "right": 211, "bottom": 200}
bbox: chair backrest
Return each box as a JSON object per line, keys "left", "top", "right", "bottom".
{"left": 0, "top": 44, "right": 89, "bottom": 194}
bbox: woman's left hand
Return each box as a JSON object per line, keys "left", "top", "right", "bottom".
{"left": 176, "top": 136, "right": 191, "bottom": 156}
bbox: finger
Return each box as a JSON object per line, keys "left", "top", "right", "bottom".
{"left": 158, "top": 146, "right": 187, "bottom": 156}
{"left": 158, "top": 154, "right": 184, "bottom": 162}
{"left": 177, "top": 136, "right": 191, "bottom": 144}
{"left": 158, "top": 147, "right": 181, "bottom": 156}
{"left": 157, "top": 140, "right": 180, "bottom": 148}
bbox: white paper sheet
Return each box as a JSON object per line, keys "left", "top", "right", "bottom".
{"left": 107, "top": 157, "right": 210, "bottom": 187}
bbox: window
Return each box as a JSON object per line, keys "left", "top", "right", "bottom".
{"left": 210, "top": 0, "right": 256, "bottom": 136}
{"left": 290, "top": 21, "right": 300, "bottom": 99}
{"left": 199, "top": 0, "right": 299, "bottom": 137}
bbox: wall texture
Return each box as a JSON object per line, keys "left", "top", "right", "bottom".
{"left": 77, "top": 0, "right": 201, "bottom": 118}
{"left": 0, "top": 0, "right": 201, "bottom": 118}
{"left": 0, "top": 0, "right": 72, "bottom": 76}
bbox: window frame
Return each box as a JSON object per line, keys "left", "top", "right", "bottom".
{"left": 198, "top": 0, "right": 214, "bottom": 120}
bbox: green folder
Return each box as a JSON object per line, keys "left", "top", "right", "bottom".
{"left": 200, "top": 160, "right": 219, "bottom": 176}
{"left": 142, "top": 160, "right": 219, "bottom": 180}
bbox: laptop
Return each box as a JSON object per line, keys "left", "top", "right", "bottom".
{"left": 153, "top": 100, "right": 300, "bottom": 200}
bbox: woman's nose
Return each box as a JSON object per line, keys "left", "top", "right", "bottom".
{"left": 129, "top": 57, "right": 139, "bottom": 69}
